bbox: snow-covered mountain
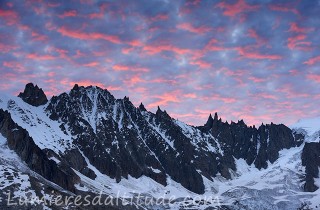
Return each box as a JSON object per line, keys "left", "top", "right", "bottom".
{"left": 0, "top": 83, "right": 319, "bottom": 210}
{"left": 291, "top": 117, "right": 320, "bottom": 143}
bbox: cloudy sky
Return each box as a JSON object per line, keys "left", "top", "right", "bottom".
{"left": 0, "top": 0, "right": 319, "bottom": 126}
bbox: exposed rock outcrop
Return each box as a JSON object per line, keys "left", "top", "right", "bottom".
{"left": 302, "top": 142, "right": 320, "bottom": 192}
{"left": 18, "top": 83, "right": 48, "bottom": 106}
{"left": 0, "top": 109, "right": 78, "bottom": 192}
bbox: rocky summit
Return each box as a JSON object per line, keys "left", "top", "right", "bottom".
{"left": 0, "top": 83, "right": 319, "bottom": 210}
{"left": 18, "top": 83, "right": 48, "bottom": 106}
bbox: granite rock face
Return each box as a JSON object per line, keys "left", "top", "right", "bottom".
{"left": 302, "top": 142, "right": 320, "bottom": 192}
{"left": 44, "top": 85, "right": 304, "bottom": 194}
{"left": 0, "top": 109, "right": 78, "bottom": 192}
{"left": 18, "top": 83, "right": 48, "bottom": 106}
{"left": 199, "top": 114, "right": 303, "bottom": 176}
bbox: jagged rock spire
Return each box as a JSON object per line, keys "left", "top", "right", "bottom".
{"left": 156, "top": 106, "right": 162, "bottom": 116}
{"left": 214, "top": 112, "right": 218, "bottom": 121}
{"left": 238, "top": 119, "right": 245, "bottom": 125}
{"left": 72, "top": 84, "right": 79, "bottom": 90}
{"left": 204, "top": 114, "right": 214, "bottom": 128}
{"left": 139, "top": 102, "right": 147, "bottom": 111}
{"left": 204, "top": 112, "right": 220, "bottom": 129}
{"left": 18, "top": 83, "right": 48, "bottom": 106}
{"left": 156, "top": 106, "right": 171, "bottom": 119}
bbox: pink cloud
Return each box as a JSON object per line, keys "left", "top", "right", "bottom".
{"left": 47, "top": 2, "right": 60, "bottom": 7}
{"left": 177, "top": 22, "right": 211, "bottom": 34}
{"left": 142, "top": 43, "right": 191, "bottom": 55}
{"left": 88, "top": 3, "right": 109, "bottom": 19}
{"left": 236, "top": 47, "right": 282, "bottom": 60}
{"left": 306, "top": 74, "right": 320, "bottom": 83}
{"left": 247, "top": 29, "right": 267, "bottom": 46}
{"left": 216, "top": 0, "right": 260, "bottom": 17}
{"left": 122, "top": 47, "right": 134, "bottom": 54}
{"left": 0, "top": 43, "right": 18, "bottom": 53}
{"left": 222, "top": 67, "right": 248, "bottom": 77}
{"left": 26, "top": 53, "right": 56, "bottom": 60}
{"left": 287, "top": 34, "right": 312, "bottom": 51}
{"left": 304, "top": 56, "right": 320, "bottom": 65}
{"left": 248, "top": 76, "right": 267, "bottom": 83}
{"left": 47, "top": 46, "right": 68, "bottom": 55}
{"left": 74, "top": 50, "right": 85, "bottom": 58}
{"left": 112, "top": 64, "right": 149, "bottom": 72}
{"left": 32, "top": 6, "right": 47, "bottom": 16}
{"left": 128, "top": 39, "right": 144, "bottom": 47}
{"left": 204, "top": 39, "right": 229, "bottom": 52}
{"left": 58, "top": 10, "right": 77, "bottom": 18}
{"left": 149, "top": 78, "right": 177, "bottom": 85}
{"left": 183, "top": 93, "right": 197, "bottom": 99}
{"left": 47, "top": 72, "right": 56, "bottom": 77}
{"left": 57, "top": 26, "right": 122, "bottom": 44}
{"left": 83, "top": 62, "right": 99, "bottom": 67}
{"left": 269, "top": 3, "right": 299, "bottom": 15}
{"left": 202, "top": 94, "right": 237, "bottom": 104}
{"left": 3, "top": 61, "right": 25, "bottom": 72}
{"left": 45, "top": 21, "right": 57, "bottom": 31}
{"left": 252, "top": 92, "right": 277, "bottom": 100}
{"left": 0, "top": 8, "right": 19, "bottom": 25}
{"left": 278, "top": 84, "right": 310, "bottom": 99}
{"left": 31, "top": 31, "right": 48, "bottom": 42}
{"left": 189, "top": 60, "right": 212, "bottom": 69}
{"left": 123, "top": 75, "right": 146, "bottom": 86}
{"left": 190, "top": 39, "right": 229, "bottom": 61}
{"left": 147, "top": 91, "right": 181, "bottom": 108}
{"left": 150, "top": 14, "right": 169, "bottom": 22}
{"left": 289, "top": 69, "right": 300, "bottom": 76}
{"left": 288, "top": 22, "right": 314, "bottom": 33}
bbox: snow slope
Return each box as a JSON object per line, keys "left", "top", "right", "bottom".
{"left": 0, "top": 94, "right": 73, "bottom": 155}
{"left": 0, "top": 134, "right": 38, "bottom": 201}
{"left": 72, "top": 143, "right": 320, "bottom": 210}
{"left": 291, "top": 117, "right": 320, "bottom": 142}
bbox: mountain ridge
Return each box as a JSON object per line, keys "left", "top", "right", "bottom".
{"left": 0, "top": 82, "right": 319, "bottom": 209}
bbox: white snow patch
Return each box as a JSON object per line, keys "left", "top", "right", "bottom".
{"left": 291, "top": 116, "right": 320, "bottom": 136}
{"left": 0, "top": 134, "right": 37, "bottom": 199}
{"left": 0, "top": 94, "right": 73, "bottom": 154}
{"left": 149, "top": 167, "right": 161, "bottom": 173}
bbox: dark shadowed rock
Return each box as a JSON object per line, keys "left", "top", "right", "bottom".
{"left": 214, "top": 112, "right": 218, "bottom": 121}
{"left": 204, "top": 114, "right": 214, "bottom": 129}
{"left": 302, "top": 142, "right": 320, "bottom": 192}
{"left": 18, "top": 83, "right": 48, "bottom": 106}
{"left": 0, "top": 109, "right": 78, "bottom": 192}
{"left": 139, "top": 102, "right": 147, "bottom": 111}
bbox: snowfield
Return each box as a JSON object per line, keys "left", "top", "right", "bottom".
{"left": 0, "top": 94, "right": 73, "bottom": 155}
{"left": 291, "top": 117, "right": 320, "bottom": 143}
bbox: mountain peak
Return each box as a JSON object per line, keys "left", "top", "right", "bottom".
{"left": 204, "top": 112, "right": 220, "bottom": 128}
{"left": 72, "top": 84, "right": 80, "bottom": 91}
{"left": 156, "top": 106, "right": 171, "bottom": 119}
{"left": 204, "top": 114, "right": 214, "bottom": 128}
{"left": 139, "top": 102, "right": 147, "bottom": 111}
{"left": 18, "top": 83, "right": 48, "bottom": 106}
{"left": 214, "top": 112, "right": 218, "bottom": 121}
